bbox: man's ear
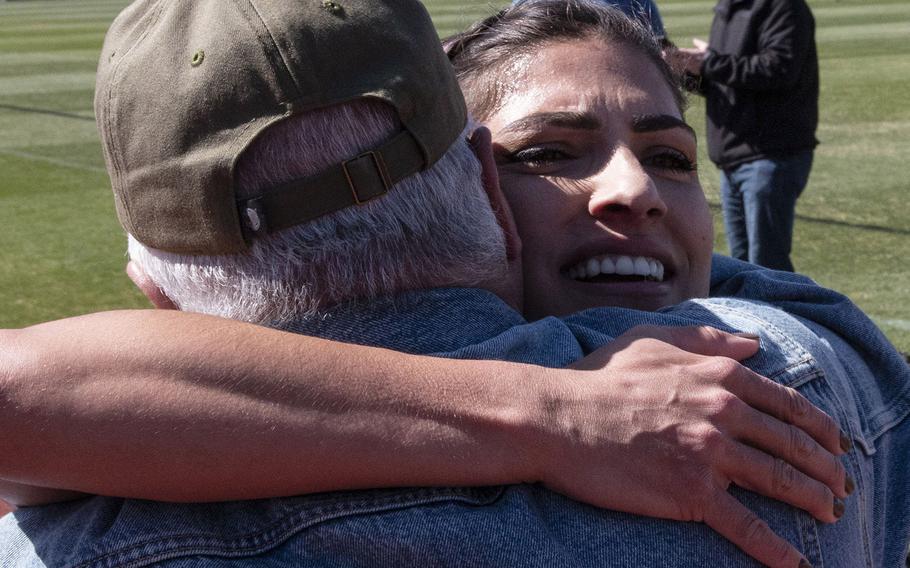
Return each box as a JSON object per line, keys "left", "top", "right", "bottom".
{"left": 126, "top": 261, "right": 178, "bottom": 310}
{"left": 468, "top": 126, "right": 521, "bottom": 262}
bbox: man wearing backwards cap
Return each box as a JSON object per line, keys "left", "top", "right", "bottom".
{"left": 1, "top": 1, "right": 908, "bottom": 567}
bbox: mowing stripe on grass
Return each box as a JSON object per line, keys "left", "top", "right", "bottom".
{"left": 818, "top": 21, "right": 910, "bottom": 42}
{"left": 0, "top": 12, "right": 127, "bottom": 24}
{"left": 0, "top": 22, "right": 112, "bottom": 35}
{"left": 0, "top": 71, "right": 95, "bottom": 95}
{"left": 0, "top": 148, "right": 106, "bottom": 174}
{"left": 0, "top": 51, "right": 99, "bottom": 66}
{"left": 0, "top": 103, "right": 94, "bottom": 122}
{"left": 881, "top": 320, "right": 910, "bottom": 332}
{"left": 0, "top": 124, "right": 98, "bottom": 150}
{"left": 0, "top": 0, "right": 127, "bottom": 13}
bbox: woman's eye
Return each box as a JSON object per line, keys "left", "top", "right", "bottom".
{"left": 506, "top": 147, "right": 572, "bottom": 169}
{"left": 643, "top": 149, "right": 697, "bottom": 173}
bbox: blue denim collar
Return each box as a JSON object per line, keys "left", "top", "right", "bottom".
{"left": 280, "top": 287, "right": 528, "bottom": 355}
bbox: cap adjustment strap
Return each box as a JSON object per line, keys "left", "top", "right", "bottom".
{"left": 238, "top": 129, "right": 424, "bottom": 239}
{"left": 343, "top": 150, "right": 391, "bottom": 204}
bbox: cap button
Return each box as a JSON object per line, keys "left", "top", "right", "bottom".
{"left": 191, "top": 50, "right": 205, "bottom": 67}
{"left": 321, "top": 0, "right": 344, "bottom": 16}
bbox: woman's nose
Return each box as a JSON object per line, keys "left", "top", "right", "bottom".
{"left": 587, "top": 148, "right": 667, "bottom": 225}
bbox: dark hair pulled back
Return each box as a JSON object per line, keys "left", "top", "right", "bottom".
{"left": 445, "top": 0, "right": 685, "bottom": 121}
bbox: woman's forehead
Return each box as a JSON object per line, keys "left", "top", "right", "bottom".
{"left": 488, "top": 38, "right": 680, "bottom": 130}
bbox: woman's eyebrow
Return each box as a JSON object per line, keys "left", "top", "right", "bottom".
{"left": 631, "top": 113, "right": 697, "bottom": 139}
{"left": 498, "top": 111, "right": 601, "bottom": 136}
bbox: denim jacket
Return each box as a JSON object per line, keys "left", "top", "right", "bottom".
{"left": 2, "top": 256, "right": 907, "bottom": 567}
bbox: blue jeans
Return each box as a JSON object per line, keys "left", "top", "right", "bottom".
{"left": 720, "top": 151, "right": 814, "bottom": 272}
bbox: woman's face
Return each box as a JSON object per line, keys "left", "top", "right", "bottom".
{"left": 485, "top": 38, "right": 713, "bottom": 320}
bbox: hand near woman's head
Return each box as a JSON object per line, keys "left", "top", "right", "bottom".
{"left": 669, "top": 38, "right": 709, "bottom": 77}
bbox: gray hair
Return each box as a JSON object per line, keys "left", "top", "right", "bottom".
{"left": 129, "top": 100, "right": 506, "bottom": 324}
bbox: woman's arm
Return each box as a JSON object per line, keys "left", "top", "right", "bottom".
{"left": 0, "top": 311, "right": 844, "bottom": 516}
{"left": 0, "top": 480, "right": 84, "bottom": 509}
{"left": 1, "top": 309, "right": 554, "bottom": 502}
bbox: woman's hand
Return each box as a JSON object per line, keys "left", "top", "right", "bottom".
{"left": 536, "top": 325, "right": 848, "bottom": 568}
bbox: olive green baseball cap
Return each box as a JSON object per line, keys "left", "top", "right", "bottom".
{"left": 95, "top": 0, "right": 467, "bottom": 254}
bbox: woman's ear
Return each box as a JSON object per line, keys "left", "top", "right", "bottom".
{"left": 468, "top": 126, "right": 522, "bottom": 262}
{"left": 126, "top": 261, "right": 178, "bottom": 310}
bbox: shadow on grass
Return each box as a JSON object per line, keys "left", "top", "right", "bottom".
{"left": 707, "top": 201, "right": 910, "bottom": 236}
{"left": 794, "top": 214, "right": 910, "bottom": 236}
{"left": 0, "top": 103, "right": 94, "bottom": 122}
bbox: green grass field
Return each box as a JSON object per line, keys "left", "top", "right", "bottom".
{"left": 1, "top": 0, "right": 908, "bottom": 352}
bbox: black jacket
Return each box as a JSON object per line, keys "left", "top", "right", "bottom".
{"left": 699, "top": 0, "right": 819, "bottom": 168}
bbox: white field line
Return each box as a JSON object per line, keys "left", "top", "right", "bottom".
{"left": 819, "top": 120, "right": 910, "bottom": 135}
{"left": 0, "top": 148, "right": 106, "bottom": 174}
{"left": 880, "top": 319, "right": 910, "bottom": 332}
{"left": 818, "top": 22, "right": 910, "bottom": 43}
{"left": 814, "top": 4, "right": 910, "bottom": 19}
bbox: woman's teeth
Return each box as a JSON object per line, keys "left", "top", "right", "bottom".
{"left": 567, "top": 255, "right": 664, "bottom": 282}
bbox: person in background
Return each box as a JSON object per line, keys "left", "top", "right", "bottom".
{"left": 671, "top": 0, "right": 818, "bottom": 272}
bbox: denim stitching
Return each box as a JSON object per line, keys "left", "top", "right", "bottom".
{"left": 865, "top": 381, "right": 910, "bottom": 446}
{"left": 707, "top": 302, "right": 819, "bottom": 386}
{"left": 76, "top": 487, "right": 506, "bottom": 568}
{"left": 707, "top": 301, "right": 871, "bottom": 566}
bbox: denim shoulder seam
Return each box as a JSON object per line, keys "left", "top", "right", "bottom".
{"left": 865, "top": 380, "right": 910, "bottom": 446}
{"left": 708, "top": 302, "right": 820, "bottom": 386}
{"left": 75, "top": 487, "right": 506, "bottom": 568}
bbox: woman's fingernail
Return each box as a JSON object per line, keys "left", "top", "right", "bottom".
{"left": 799, "top": 560, "right": 813, "bottom": 568}
{"left": 845, "top": 475, "right": 855, "bottom": 496}
{"left": 839, "top": 430, "right": 853, "bottom": 452}
{"left": 833, "top": 498, "right": 845, "bottom": 519}
{"left": 734, "top": 332, "right": 760, "bottom": 340}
